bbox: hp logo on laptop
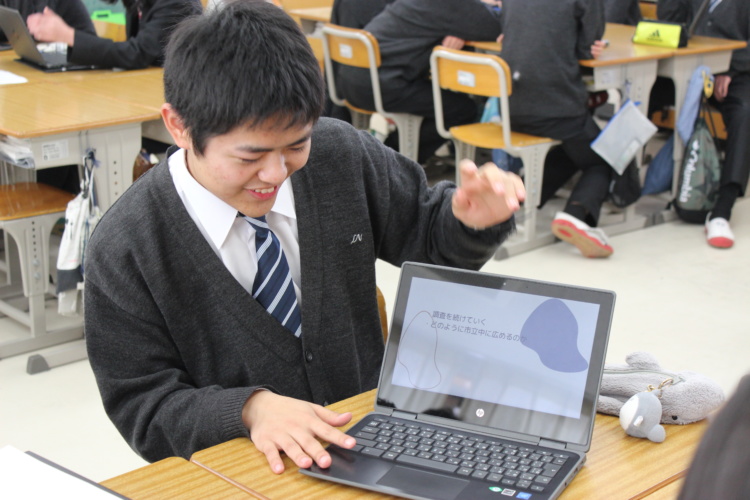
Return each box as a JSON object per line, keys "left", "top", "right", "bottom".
{"left": 476, "top": 409, "right": 485, "bottom": 418}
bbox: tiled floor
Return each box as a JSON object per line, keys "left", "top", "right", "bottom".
{"left": 1, "top": 196, "right": 748, "bottom": 486}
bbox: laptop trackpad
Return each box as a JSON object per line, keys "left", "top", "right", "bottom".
{"left": 377, "top": 465, "right": 468, "bottom": 500}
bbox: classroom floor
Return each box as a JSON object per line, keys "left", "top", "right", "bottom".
{"left": 1, "top": 192, "right": 749, "bottom": 486}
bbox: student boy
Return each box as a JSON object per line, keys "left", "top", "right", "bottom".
{"left": 657, "top": 0, "right": 749, "bottom": 249}
{"left": 84, "top": 0, "right": 524, "bottom": 474}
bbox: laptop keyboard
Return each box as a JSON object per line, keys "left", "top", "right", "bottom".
{"left": 347, "top": 415, "right": 576, "bottom": 494}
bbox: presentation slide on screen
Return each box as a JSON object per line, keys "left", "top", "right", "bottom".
{"left": 391, "top": 277, "right": 600, "bottom": 418}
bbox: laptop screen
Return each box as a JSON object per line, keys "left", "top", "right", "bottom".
{"left": 376, "top": 263, "right": 614, "bottom": 451}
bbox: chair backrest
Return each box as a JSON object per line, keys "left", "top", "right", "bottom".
{"left": 376, "top": 286, "right": 388, "bottom": 342}
{"left": 430, "top": 46, "right": 514, "bottom": 146}
{"left": 321, "top": 24, "right": 385, "bottom": 113}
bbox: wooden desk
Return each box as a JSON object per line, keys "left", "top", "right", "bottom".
{"left": 100, "top": 456, "right": 254, "bottom": 499}
{"left": 190, "top": 389, "right": 707, "bottom": 500}
{"left": 0, "top": 52, "right": 164, "bottom": 363}
{"left": 0, "top": 52, "right": 163, "bottom": 210}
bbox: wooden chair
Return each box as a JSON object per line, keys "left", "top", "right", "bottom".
{"left": 639, "top": 1, "right": 657, "bottom": 20}
{"left": 321, "top": 24, "right": 424, "bottom": 161}
{"left": 429, "top": 46, "right": 560, "bottom": 254}
{"left": 0, "top": 183, "right": 82, "bottom": 359}
{"left": 376, "top": 286, "right": 388, "bottom": 342}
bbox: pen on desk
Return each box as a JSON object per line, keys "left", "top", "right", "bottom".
{"left": 602, "top": 39, "right": 610, "bottom": 48}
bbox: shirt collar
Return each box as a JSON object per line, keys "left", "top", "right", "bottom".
{"left": 170, "top": 149, "right": 296, "bottom": 249}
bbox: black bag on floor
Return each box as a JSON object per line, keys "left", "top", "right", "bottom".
{"left": 673, "top": 99, "right": 721, "bottom": 224}
{"left": 609, "top": 160, "right": 642, "bottom": 208}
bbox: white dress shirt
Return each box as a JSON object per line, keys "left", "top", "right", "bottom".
{"left": 169, "top": 149, "right": 302, "bottom": 303}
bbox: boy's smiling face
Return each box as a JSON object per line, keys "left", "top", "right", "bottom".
{"left": 164, "top": 106, "right": 313, "bottom": 218}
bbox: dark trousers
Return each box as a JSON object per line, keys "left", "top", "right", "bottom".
{"left": 512, "top": 113, "right": 612, "bottom": 227}
{"left": 712, "top": 73, "right": 750, "bottom": 196}
{"left": 340, "top": 70, "right": 478, "bottom": 163}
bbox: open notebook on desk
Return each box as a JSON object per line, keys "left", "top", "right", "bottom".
{"left": 0, "top": 6, "right": 99, "bottom": 72}
{"left": 302, "top": 262, "right": 615, "bottom": 500}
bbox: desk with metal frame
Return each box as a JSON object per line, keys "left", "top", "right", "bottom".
{"left": 0, "top": 53, "right": 163, "bottom": 370}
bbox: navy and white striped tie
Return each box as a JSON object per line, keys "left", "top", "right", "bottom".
{"left": 241, "top": 214, "right": 302, "bottom": 337}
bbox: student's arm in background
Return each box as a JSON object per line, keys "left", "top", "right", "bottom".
{"left": 69, "top": 0, "right": 202, "bottom": 69}
{"left": 28, "top": 0, "right": 201, "bottom": 69}
{"left": 51, "top": 0, "right": 96, "bottom": 36}
{"left": 575, "top": 0, "right": 606, "bottom": 59}
{"left": 438, "top": 0, "right": 503, "bottom": 42}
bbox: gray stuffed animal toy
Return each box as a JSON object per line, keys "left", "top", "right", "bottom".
{"left": 597, "top": 351, "right": 725, "bottom": 426}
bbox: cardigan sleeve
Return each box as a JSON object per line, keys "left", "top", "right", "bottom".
{"left": 308, "top": 119, "right": 515, "bottom": 270}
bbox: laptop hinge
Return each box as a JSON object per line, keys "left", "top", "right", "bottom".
{"left": 538, "top": 439, "right": 567, "bottom": 450}
{"left": 391, "top": 410, "right": 418, "bottom": 420}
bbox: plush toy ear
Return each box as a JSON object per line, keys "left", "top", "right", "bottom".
{"left": 625, "top": 351, "right": 662, "bottom": 370}
{"left": 647, "top": 425, "right": 666, "bottom": 443}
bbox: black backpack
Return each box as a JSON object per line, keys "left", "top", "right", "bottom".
{"left": 673, "top": 100, "right": 722, "bottom": 224}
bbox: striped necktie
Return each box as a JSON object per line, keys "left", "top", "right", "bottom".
{"left": 241, "top": 214, "right": 302, "bottom": 337}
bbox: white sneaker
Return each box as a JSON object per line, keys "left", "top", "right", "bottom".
{"left": 705, "top": 215, "right": 734, "bottom": 249}
{"left": 551, "top": 212, "right": 613, "bottom": 258}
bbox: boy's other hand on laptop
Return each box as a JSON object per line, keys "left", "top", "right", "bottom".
{"left": 452, "top": 159, "right": 525, "bottom": 230}
{"left": 27, "top": 7, "right": 74, "bottom": 47}
{"left": 242, "top": 391, "right": 356, "bottom": 474}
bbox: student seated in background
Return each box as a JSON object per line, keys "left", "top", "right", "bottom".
{"left": 0, "top": 0, "right": 95, "bottom": 43}
{"left": 26, "top": 0, "right": 202, "bottom": 70}
{"left": 604, "top": 0, "right": 641, "bottom": 25}
{"left": 84, "top": 0, "right": 524, "bottom": 473}
{"left": 657, "top": 0, "right": 749, "bottom": 249}
{"left": 336, "top": 0, "right": 503, "bottom": 164}
{"left": 324, "top": 0, "right": 395, "bottom": 123}
{"left": 499, "top": 0, "right": 616, "bottom": 258}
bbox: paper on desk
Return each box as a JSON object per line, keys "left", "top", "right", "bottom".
{"left": 0, "top": 445, "right": 122, "bottom": 499}
{"left": 0, "top": 134, "right": 35, "bottom": 169}
{"left": 0, "top": 70, "right": 27, "bottom": 85}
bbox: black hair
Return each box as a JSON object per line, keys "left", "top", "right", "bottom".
{"left": 677, "top": 374, "right": 750, "bottom": 500}
{"left": 163, "top": 0, "right": 325, "bottom": 155}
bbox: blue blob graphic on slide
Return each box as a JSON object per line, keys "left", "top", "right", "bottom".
{"left": 520, "top": 299, "right": 588, "bottom": 373}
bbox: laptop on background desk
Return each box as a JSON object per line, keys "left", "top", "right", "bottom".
{"left": 0, "top": 6, "right": 98, "bottom": 72}
{"left": 301, "top": 262, "right": 615, "bottom": 500}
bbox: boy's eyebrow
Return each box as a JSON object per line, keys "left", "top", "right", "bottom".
{"left": 235, "top": 133, "right": 313, "bottom": 154}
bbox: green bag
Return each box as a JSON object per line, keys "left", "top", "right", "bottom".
{"left": 673, "top": 112, "right": 721, "bottom": 224}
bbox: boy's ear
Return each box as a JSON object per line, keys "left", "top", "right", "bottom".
{"left": 161, "top": 103, "right": 192, "bottom": 150}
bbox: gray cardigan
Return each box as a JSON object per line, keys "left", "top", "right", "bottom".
{"left": 84, "top": 118, "right": 514, "bottom": 462}
{"left": 500, "top": 0, "right": 605, "bottom": 119}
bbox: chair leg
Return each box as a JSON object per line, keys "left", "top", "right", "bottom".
{"left": 389, "top": 113, "right": 423, "bottom": 163}
{"left": 350, "top": 111, "right": 371, "bottom": 131}
{"left": 516, "top": 143, "right": 557, "bottom": 243}
{"left": 0, "top": 213, "right": 61, "bottom": 337}
{"left": 453, "top": 142, "right": 477, "bottom": 185}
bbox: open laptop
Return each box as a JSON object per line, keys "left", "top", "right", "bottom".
{"left": 301, "top": 262, "right": 615, "bottom": 500}
{"left": 0, "top": 6, "right": 98, "bottom": 72}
